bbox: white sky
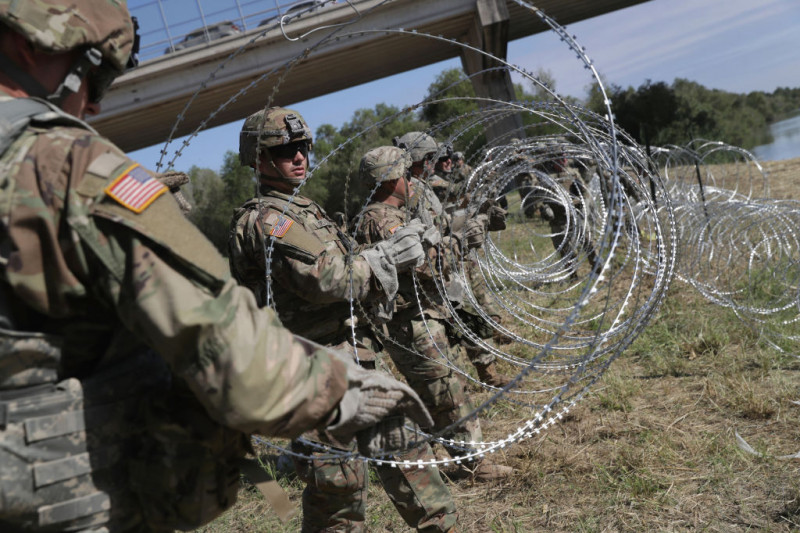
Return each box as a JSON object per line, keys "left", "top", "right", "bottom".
{"left": 128, "top": 0, "right": 800, "bottom": 171}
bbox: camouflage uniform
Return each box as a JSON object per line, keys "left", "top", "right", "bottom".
{"left": 229, "top": 185, "right": 456, "bottom": 530}
{"left": 542, "top": 167, "right": 599, "bottom": 276}
{"left": 0, "top": 4, "right": 432, "bottom": 531}
{"left": 414, "top": 176, "right": 511, "bottom": 386}
{"left": 0, "top": 96, "right": 353, "bottom": 531}
{"left": 355, "top": 201, "right": 483, "bottom": 457}
{"left": 428, "top": 169, "right": 451, "bottom": 204}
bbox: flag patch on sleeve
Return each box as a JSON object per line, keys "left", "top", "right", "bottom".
{"left": 104, "top": 164, "right": 167, "bottom": 213}
{"left": 270, "top": 217, "right": 294, "bottom": 238}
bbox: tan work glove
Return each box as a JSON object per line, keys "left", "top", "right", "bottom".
{"left": 463, "top": 214, "right": 489, "bottom": 250}
{"left": 327, "top": 364, "right": 433, "bottom": 457}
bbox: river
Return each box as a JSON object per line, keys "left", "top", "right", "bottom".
{"left": 752, "top": 114, "right": 800, "bottom": 162}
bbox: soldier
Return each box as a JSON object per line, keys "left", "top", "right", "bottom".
{"left": 537, "top": 142, "right": 600, "bottom": 279}
{"left": 450, "top": 150, "right": 473, "bottom": 203}
{"left": 229, "top": 107, "right": 457, "bottom": 533}
{"left": 0, "top": 2, "right": 432, "bottom": 532}
{"left": 394, "top": 133, "right": 513, "bottom": 387}
{"left": 355, "top": 145, "right": 513, "bottom": 482}
{"left": 429, "top": 142, "right": 453, "bottom": 203}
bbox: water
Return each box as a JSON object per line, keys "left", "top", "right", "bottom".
{"left": 752, "top": 114, "right": 800, "bottom": 162}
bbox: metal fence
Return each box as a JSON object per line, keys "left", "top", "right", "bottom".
{"left": 129, "top": 0, "right": 339, "bottom": 62}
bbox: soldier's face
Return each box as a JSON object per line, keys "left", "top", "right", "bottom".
{"left": 394, "top": 176, "right": 414, "bottom": 203}
{"left": 61, "top": 78, "right": 101, "bottom": 119}
{"left": 258, "top": 142, "right": 308, "bottom": 184}
{"left": 436, "top": 157, "right": 452, "bottom": 173}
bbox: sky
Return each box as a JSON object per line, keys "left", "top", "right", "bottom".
{"left": 127, "top": 0, "right": 800, "bottom": 171}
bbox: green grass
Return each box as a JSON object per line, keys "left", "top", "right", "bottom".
{"left": 190, "top": 185, "right": 800, "bottom": 532}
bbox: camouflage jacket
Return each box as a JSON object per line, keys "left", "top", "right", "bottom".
{"left": 452, "top": 163, "right": 472, "bottom": 185}
{"left": 0, "top": 94, "right": 346, "bottom": 439}
{"left": 354, "top": 202, "right": 447, "bottom": 320}
{"left": 228, "top": 185, "right": 385, "bottom": 342}
{"left": 428, "top": 170, "right": 451, "bottom": 203}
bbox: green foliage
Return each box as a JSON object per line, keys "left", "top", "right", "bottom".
{"left": 185, "top": 150, "right": 256, "bottom": 254}
{"left": 422, "top": 68, "right": 479, "bottom": 135}
{"left": 587, "top": 78, "right": 800, "bottom": 149}
{"left": 310, "top": 103, "right": 428, "bottom": 217}
{"left": 419, "top": 68, "right": 573, "bottom": 160}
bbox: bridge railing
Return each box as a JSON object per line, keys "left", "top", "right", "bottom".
{"left": 130, "top": 0, "right": 342, "bottom": 62}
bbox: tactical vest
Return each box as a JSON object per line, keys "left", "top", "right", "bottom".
{"left": 230, "top": 191, "right": 356, "bottom": 343}
{"left": 0, "top": 97, "right": 247, "bottom": 532}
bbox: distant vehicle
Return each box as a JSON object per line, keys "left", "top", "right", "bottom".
{"left": 258, "top": 0, "right": 334, "bottom": 27}
{"left": 165, "top": 21, "right": 241, "bottom": 54}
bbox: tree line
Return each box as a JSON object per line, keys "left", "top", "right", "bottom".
{"left": 182, "top": 68, "right": 799, "bottom": 253}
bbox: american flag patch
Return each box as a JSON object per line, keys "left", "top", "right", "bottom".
{"left": 270, "top": 217, "right": 294, "bottom": 238}
{"left": 104, "top": 164, "right": 167, "bottom": 213}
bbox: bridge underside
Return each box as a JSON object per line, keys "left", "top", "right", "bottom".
{"left": 90, "top": 0, "right": 651, "bottom": 152}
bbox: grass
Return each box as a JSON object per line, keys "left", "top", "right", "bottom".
{"left": 191, "top": 159, "right": 800, "bottom": 532}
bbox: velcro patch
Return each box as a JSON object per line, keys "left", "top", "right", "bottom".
{"left": 104, "top": 164, "right": 167, "bottom": 213}
{"left": 264, "top": 212, "right": 280, "bottom": 226}
{"left": 270, "top": 217, "right": 294, "bottom": 238}
{"left": 388, "top": 223, "right": 402, "bottom": 234}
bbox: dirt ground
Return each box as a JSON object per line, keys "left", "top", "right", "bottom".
{"left": 193, "top": 156, "right": 800, "bottom": 533}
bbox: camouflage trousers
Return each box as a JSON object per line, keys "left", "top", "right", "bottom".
{"left": 293, "top": 437, "right": 456, "bottom": 532}
{"left": 292, "top": 334, "right": 456, "bottom": 532}
{"left": 452, "top": 261, "right": 503, "bottom": 368}
{"left": 549, "top": 215, "right": 598, "bottom": 273}
{"left": 384, "top": 316, "right": 482, "bottom": 457}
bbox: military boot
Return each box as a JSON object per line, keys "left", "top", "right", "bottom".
{"left": 474, "top": 361, "right": 513, "bottom": 388}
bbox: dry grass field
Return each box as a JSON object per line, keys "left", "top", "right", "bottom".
{"left": 192, "top": 158, "right": 800, "bottom": 533}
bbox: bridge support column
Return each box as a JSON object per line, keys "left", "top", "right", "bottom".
{"left": 460, "top": 0, "right": 525, "bottom": 143}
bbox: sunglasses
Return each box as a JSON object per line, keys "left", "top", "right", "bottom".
{"left": 269, "top": 141, "right": 310, "bottom": 160}
{"left": 88, "top": 64, "right": 122, "bottom": 104}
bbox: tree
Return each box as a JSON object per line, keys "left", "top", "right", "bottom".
{"left": 186, "top": 150, "right": 256, "bottom": 254}
{"left": 311, "top": 103, "right": 428, "bottom": 217}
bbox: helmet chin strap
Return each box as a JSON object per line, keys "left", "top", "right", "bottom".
{"left": 270, "top": 159, "right": 305, "bottom": 185}
{"left": 0, "top": 47, "right": 101, "bottom": 107}
{"left": 260, "top": 158, "right": 304, "bottom": 188}
{"left": 388, "top": 178, "right": 412, "bottom": 203}
{"left": 47, "top": 48, "right": 102, "bottom": 107}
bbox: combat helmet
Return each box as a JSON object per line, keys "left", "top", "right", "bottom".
{"left": 393, "top": 131, "right": 438, "bottom": 163}
{"left": 0, "top": 0, "right": 139, "bottom": 105}
{"left": 360, "top": 146, "right": 412, "bottom": 184}
{"left": 239, "top": 106, "right": 313, "bottom": 167}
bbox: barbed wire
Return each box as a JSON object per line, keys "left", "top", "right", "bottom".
{"left": 155, "top": 0, "right": 683, "bottom": 468}
{"left": 651, "top": 141, "right": 800, "bottom": 355}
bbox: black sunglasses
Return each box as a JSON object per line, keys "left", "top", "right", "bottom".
{"left": 269, "top": 141, "right": 310, "bottom": 160}
{"left": 88, "top": 64, "right": 121, "bottom": 104}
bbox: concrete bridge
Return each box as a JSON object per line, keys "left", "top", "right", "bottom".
{"left": 89, "top": 0, "right": 651, "bottom": 152}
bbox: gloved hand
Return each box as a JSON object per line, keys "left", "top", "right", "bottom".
{"left": 327, "top": 364, "right": 433, "bottom": 456}
{"left": 357, "top": 416, "right": 415, "bottom": 457}
{"left": 463, "top": 214, "right": 488, "bottom": 250}
{"left": 377, "top": 221, "right": 426, "bottom": 271}
{"left": 485, "top": 204, "right": 507, "bottom": 231}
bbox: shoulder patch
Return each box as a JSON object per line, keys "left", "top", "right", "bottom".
{"left": 104, "top": 163, "right": 167, "bottom": 213}
{"left": 87, "top": 151, "right": 129, "bottom": 177}
{"left": 269, "top": 216, "right": 294, "bottom": 238}
{"left": 388, "top": 223, "right": 401, "bottom": 235}
{"left": 263, "top": 212, "right": 280, "bottom": 226}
